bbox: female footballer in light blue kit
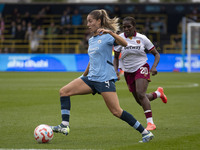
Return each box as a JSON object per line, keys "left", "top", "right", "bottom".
{"left": 51, "top": 9, "right": 154, "bottom": 143}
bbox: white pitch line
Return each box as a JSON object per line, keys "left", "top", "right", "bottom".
{"left": 163, "top": 83, "right": 199, "bottom": 88}
{"left": 116, "top": 82, "right": 199, "bottom": 90}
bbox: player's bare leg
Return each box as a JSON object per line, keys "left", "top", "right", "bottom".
{"left": 101, "top": 92, "right": 154, "bottom": 142}
{"left": 135, "top": 78, "right": 156, "bottom": 130}
{"left": 51, "top": 78, "right": 93, "bottom": 135}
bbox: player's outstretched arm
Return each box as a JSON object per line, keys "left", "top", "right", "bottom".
{"left": 150, "top": 48, "right": 160, "bottom": 76}
{"left": 97, "top": 28, "right": 127, "bottom": 47}
{"left": 113, "top": 51, "right": 120, "bottom": 80}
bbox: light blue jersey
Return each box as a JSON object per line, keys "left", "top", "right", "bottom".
{"left": 87, "top": 33, "right": 117, "bottom": 82}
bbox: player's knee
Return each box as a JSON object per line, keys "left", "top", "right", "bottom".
{"left": 59, "top": 88, "right": 65, "bottom": 96}
{"left": 136, "top": 92, "right": 145, "bottom": 100}
{"left": 59, "top": 87, "right": 71, "bottom": 97}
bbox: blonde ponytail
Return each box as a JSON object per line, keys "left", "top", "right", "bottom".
{"left": 88, "top": 9, "right": 120, "bottom": 33}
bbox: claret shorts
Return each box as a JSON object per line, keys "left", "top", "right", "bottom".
{"left": 124, "top": 63, "right": 151, "bottom": 92}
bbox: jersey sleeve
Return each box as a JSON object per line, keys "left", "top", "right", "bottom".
{"left": 107, "top": 34, "right": 115, "bottom": 46}
{"left": 114, "top": 45, "right": 122, "bottom": 52}
{"left": 143, "top": 35, "right": 155, "bottom": 51}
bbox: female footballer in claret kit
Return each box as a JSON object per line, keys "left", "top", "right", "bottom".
{"left": 114, "top": 16, "right": 167, "bottom": 131}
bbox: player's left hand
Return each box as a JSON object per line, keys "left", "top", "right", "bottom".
{"left": 97, "top": 28, "right": 111, "bottom": 35}
{"left": 150, "top": 67, "right": 158, "bottom": 76}
{"left": 116, "top": 72, "right": 120, "bottom": 81}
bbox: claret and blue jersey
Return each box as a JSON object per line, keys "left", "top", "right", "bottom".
{"left": 87, "top": 33, "right": 117, "bottom": 82}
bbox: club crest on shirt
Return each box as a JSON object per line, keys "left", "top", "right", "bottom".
{"left": 98, "top": 40, "right": 102, "bottom": 44}
{"left": 136, "top": 40, "right": 140, "bottom": 44}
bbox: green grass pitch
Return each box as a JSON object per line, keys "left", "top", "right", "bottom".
{"left": 0, "top": 72, "right": 200, "bottom": 150}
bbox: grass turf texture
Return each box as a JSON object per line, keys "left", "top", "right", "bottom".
{"left": 0, "top": 72, "right": 200, "bottom": 150}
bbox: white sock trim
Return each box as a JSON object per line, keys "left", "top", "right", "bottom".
{"left": 62, "top": 121, "right": 69, "bottom": 126}
{"left": 144, "top": 110, "right": 152, "bottom": 113}
{"left": 142, "top": 129, "right": 149, "bottom": 135}
{"left": 155, "top": 91, "right": 161, "bottom": 97}
{"left": 147, "top": 117, "right": 154, "bottom": 124}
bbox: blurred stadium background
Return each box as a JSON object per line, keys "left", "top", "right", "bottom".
{"left": 0, "top": 1, "right": 200, "bottom": 150}
{"left": 0, "top": 0, "right": 199, "bottom": 72}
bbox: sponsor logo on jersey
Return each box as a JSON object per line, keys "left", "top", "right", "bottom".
{"left": 124, "top": 46, "right": 140, "bottom": 50}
